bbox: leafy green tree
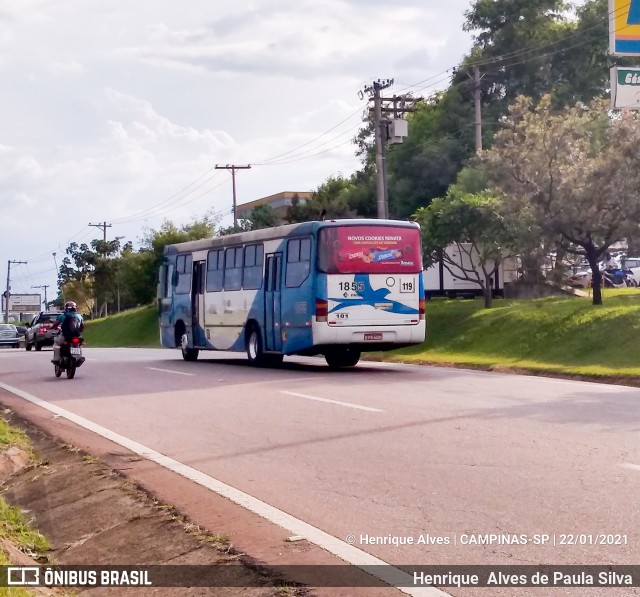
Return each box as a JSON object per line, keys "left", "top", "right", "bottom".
{"left": 285, "top": 175, "right": 356, "bottom": 222}
{"left": 248, "top": 204, "right": 279, "bottom": 229}
{"left": 414, "top": 188, "right": 522, "bottom": 308}
{"left": 387, "top": 90, "right": 477, "bottom": 218}
{"left": 481, "top": 95, "right": 640, "bottom": 305}
{"left": 59, "top": 238, "right": 122, "bottom": 317}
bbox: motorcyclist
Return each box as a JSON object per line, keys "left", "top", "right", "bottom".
{"left": 51, "top": 301, "right": 85, "bottom": 364}
{"left": 603, "top": 252, "right": 618, "bottom": 270}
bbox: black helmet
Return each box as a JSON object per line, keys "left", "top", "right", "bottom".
{"left": 64, "top": 301, "right": 77, "bottom": 312}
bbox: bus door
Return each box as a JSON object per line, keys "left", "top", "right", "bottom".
{"left": 191, "top": 260, "right": 206, "bottom": 346}
{"left": 264, "top": 253, "right": 282, "bottom": 352}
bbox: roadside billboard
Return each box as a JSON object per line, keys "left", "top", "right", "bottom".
{"left": 1, "top": 293, "right": 42, "bottom": 321}
{"left": 610, "top": 0, "right": 640, "bottom": 55}
{"left": 610, "top": 67, "right": 640, "bottom": 108}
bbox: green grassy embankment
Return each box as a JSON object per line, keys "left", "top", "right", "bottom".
{"left": 83, "top": 304, "right": 160, "bottom": 348}
{"left": 84, "top": 290, "right": 640, "bottom": 381}
{"left": 384, "top": 288, "right": 640, "bottom": 380}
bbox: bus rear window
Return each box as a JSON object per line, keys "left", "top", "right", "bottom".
{"left": 318, "top": 225, "right": 422, "bottom": 274}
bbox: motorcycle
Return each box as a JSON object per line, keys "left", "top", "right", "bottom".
{"left": 602, "top": 267, "right": 635, "bottom": 288}
{"left": 54, "top": 333, "right": 85, "bottom": 379}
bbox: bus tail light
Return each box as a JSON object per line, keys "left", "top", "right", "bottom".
{"left": 315, "top": 298, "right": 328, "bottom": 322}
{"left": 419, "top": 297, "right": 425, "bottom": 320}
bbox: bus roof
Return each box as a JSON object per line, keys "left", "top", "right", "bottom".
{"left": 163, "top": 218, "right": 420, "bottom": 255}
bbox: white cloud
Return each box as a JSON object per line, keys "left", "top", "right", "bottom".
{"left": 0, "top": 0, "right": 473, "bottom": 297}
{"left": 48, "top": 60, "right": 86, "bottom": 76}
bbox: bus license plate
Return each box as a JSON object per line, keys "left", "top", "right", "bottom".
{"left": 364, "top": 332, "right": 383, "bottom": 341}
{"left": 70, "top": 347, "right": 82, "bottom": 355}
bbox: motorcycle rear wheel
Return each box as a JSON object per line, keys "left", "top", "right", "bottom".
{"left": 66, "top": 362, "right": 76, "bottom": 379}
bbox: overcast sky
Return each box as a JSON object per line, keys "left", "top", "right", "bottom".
{"left": 1, "top": 0, "right": 474, "bottom": 305}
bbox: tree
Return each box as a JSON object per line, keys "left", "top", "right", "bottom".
{"left": 481, "top": 95, "right": 640, "bottom": 305}
{"left": 248, "top": 204, "right": 279, "bottom": 229}
{"left": 414, "top": 187, "right": 522, "bottom": 308}
{"left": 59, "top": 239, "right": 121, "bottom": 318}
{"left": 285, "top": 175, "right": 356, "bottom": 223}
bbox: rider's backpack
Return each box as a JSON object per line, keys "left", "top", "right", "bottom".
{"left": 61, "top": 314, "right": 81, "bottom": 341}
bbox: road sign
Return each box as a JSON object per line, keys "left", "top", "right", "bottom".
{"left": 610, "top": 0, "right": 640, "bottom": 55}
{"left": 610, "top": 67, "right": 640, "bottom": 108}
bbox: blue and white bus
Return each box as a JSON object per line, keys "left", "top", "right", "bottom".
{"left": 157, "top": 219, "right": 426, "bottom": 368}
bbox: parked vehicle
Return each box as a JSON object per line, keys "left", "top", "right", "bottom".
{"left": 564, "top": 268, "right": 592, "bottom": 289}
{"left": 0, "top": 324, "right": 20, "bottom": 348}
{"left": 25, "top": 312, "right": 60, "bottom": 351}
{"left": 423, "top": 243, "right": 518, "bottom": 299}
{"left": 53, "top": 332, "right": 85, "bottom": 379}
{"left": 622, "top": 257, "right": 640, "bottom": 286}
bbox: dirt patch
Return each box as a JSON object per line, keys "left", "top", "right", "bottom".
{"left": 0, "top": 413, "right": 312, "bottom": 596}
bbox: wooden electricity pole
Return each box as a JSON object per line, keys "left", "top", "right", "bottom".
{"left": 215, "top": 164, "right": 251, "bottom": 229}
{"left": 360, "top": 80, "right": 421, "bottom": 219}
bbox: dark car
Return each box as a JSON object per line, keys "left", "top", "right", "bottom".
{"left": 25, "top": 312, "right": 60, "bottom": 351}
{"left": 0, "top": 324, "right": 20, "bottom": 348}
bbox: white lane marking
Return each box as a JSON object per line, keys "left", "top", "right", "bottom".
{"left": 0, "top": 381, "right": 444, "bottom": 597}
{"left": 621, "top": 463, "right": 640, "bottom": 471}
{"left": 146, "top": 367, "right": 195, "bottom": 377}
{"left": 281, "top": 390, "right": 384, "bottom": 413}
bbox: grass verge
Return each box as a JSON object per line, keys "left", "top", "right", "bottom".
{"left": 384, "top": 289, "right": 640, "bottom": 380}
{"left": 83, "top": 304, "right": 159, "bottom": 348}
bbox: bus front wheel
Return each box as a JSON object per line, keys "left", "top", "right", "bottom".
{"left": 180, "top": 333, "right": 199, "bottom": 361}
{"left": 325, "top": 347, "right": 361, "bottom": 369}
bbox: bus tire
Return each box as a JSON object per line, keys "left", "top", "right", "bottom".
{"left": 246, "top": 326, "right": 266, "bottom": 366}
{"left": 325, "top": 347, "right": 361, "bottom": 369}
{"left": 180, "top": 333, "right": 199, "bottom": 361}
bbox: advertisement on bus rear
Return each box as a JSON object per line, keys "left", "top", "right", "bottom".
{"left": 319, "top": 226, "right": 422, "bottom": 274}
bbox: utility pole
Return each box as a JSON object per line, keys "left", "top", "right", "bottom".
{"left": 4, "top": 260, "right": 27, "bottom": 323}
{"left": 472, "top": 66, "right": 483, "bottom": 153}
{"left": 32, "top": 285, "right": 49, "bottom": 309}
{"left": 215, "top": 164, "right": 251, "bottom": 229}
{"left": 360, "top": 80, "right": 420, "bottom": 219}
{"left": 360, "top": 79, "right": 393, "bottom": 219}
{"left": 88, "top": 222, "right": 113, "bottom": 318}
{"left": 88, "top": 221, "right": 112, "bottom": 242}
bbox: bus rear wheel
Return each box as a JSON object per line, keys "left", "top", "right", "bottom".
{"left": 246, "top": 326, "right": 283, "bottom": 367}
{"left": 325, "top": 347, "right": 361, "bottom": 369}
{"left": 180, "top": 333, "right": 199, "bottom": 361}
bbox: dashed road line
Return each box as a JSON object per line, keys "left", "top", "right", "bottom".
{"left": 281, "top": 390, "right": 384, "bottom": 412}
{"left": 146, "top": 367, "right": 196, "bottom": 376}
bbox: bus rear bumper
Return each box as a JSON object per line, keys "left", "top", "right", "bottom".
{"left": 310, "top": 321, "right": 426, "bottom": 350}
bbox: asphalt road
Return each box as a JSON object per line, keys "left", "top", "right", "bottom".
{"left": 0, "top": 345, "right": 639, "bottom": 596}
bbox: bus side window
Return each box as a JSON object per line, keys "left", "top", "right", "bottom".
{"left": 224, "top": 247, "right": 242, "bottom": 290}
{"left": 243, "top": 244, "right": 263, "bottom": 290}
{"left": 286, "top": 237, "right": 311, "bottom": 287}
{"left": 206, "top": 250, "right": 223, "bottom": 292}
{"left": 175, "top": 254, "right": 192, "bottom": 294}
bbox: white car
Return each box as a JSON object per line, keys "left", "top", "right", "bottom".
{"left": 0, "top": 324, "right": 20, "bottom": 348}
{"left": 565, "top": 269, "right": 592, "bottom": 288}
